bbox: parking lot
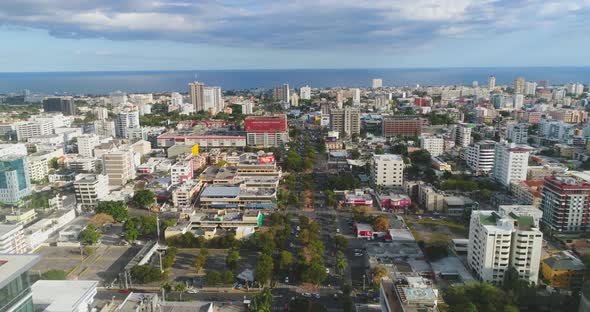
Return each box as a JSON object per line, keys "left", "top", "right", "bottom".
{"left": 33, "top": 245, "right": 139, "bottom": 284}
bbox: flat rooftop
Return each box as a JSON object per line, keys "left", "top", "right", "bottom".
{"left": 0, "top": 255, "right": 40, "bottom": 289}
{"left": 32, "top": 280, "right": 98, "bottom": 312}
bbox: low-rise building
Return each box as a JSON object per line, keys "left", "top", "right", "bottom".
{"left": 198, "top": 185, "right": 276, "bottom": 210}
{"left": 171, "top": 180, "right": 201, "bottom": 209}
{"left": 74, "top": 174, "right": 109, "bottom": 210}
{"left": 444, "top": 196, "right": 478, "bottom": 217}
{"left": 510, "top": 180, "right": 544, "bottom": 208}
{"left": 165, "top": 210, "right": 263, "bottom": 240}
{"left": 541, "top": 251, "right": 588, "bottom": 291}
{"left": 344, "top": 189, "right": 373, "bottom": 206}
{"left": 31, "top": 280, "right": 98, "bottom": 312}
{"left": 431, "top": 157, "right": 451, "bottom": 171}
{"left": 418, "top": 184, "right": 445, "bottom": 211}
{"left": 0, "top": 224, "right": 27, "bottom": 254}
{"left": 380, "top": 276, "right": 439, "bottom": 312}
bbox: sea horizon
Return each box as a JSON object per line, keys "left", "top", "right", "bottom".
{"left": 1, "top": 66, "right": 590, "bottom": 95}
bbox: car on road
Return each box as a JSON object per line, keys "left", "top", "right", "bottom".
{"left": 354, "top": 252, "right": 364, "bottom": 257}
{"left": 314, "top": 294, "right": 320, "bottom": 299}
{"left": 285, "top": 277, "right": 289, "bottom": 284}
{"left": 303, "top": 293, "right": 311, "bottom": 297}
{"left": 187, "top": 289, "right": 198, "bottom": 294}
{"left": 325, "top": 268, "right": 330, "bottom": 274}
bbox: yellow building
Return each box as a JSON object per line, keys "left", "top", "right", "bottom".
{"left": 541, "top": 251, "right": 588, "bottom": 290}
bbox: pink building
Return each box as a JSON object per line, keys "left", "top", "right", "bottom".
{"left": 380, "top": 193, "right": 412, "bottom": 211}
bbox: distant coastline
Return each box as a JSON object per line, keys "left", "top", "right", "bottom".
{"left": 1, "top": 67, "right": 590, "bottom": 94}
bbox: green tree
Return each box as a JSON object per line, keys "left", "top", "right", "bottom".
{"left": 374, "top": 147, "right": 385, "bottom": 154}
{"left": 255, "top": 254, "right": 274, "bottom": 287}
{"left": 278, "top": 251, "right": 293, "bottom": 272}
{"left": 250, "top": 288, "right": 273, "bottom": 312}
{"left": 48, "top": 157, "right": 60, "bottom": 170}
{"left": 193, "top": 248, "right": 209, "bottom": 274}
{"left": 333, "top": 235, "right": 349, "bottom": 251}
{"left": 226, "top": 250, "right": 240, "bottom": 271}
{"left": 133, "top": 190, "right": 155, "bottom": 209}
{"left": 40, "top": 269, "right": 68, "bottom": 280}
{"left": 95, "top": 201, "right": 128, "bottom": 222}
{"left": 79, "top": 224, "right": 101, "bottom": 245}
{"left": 130, "top": 265, "right": 161, "bottom": 284}
{"left": 371, "top": 266, "right": 388, "bottom": 285}
{"left": 301, "top": 261, "right": 327, "bottom": 285}
{"left": 174, "top": 282, "right": 187, "bottom": 300}
{"left": 222, "top": 270, "right": 234, "bottom": 284}
{"left": 372, "top": 216, "right": 390, "bottom": 232}
{"left": 336, "top": 251, "right": 347, "bottom": 275}
{"left": 205, "top": 270, "right": 221, "bottom": 286}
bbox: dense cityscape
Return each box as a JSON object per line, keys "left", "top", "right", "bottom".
{"left": 0, "top": 75, "right": 589, "bottom": 312}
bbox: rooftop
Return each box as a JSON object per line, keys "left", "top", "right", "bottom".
{"left": 0, "top": 255, "right": 40, "bottom": 289}
{"left": 543, "top": 251, "right": 587, "bottom": 271}
{"left": 32, "top": 280, "right": 98, "bottom": 312}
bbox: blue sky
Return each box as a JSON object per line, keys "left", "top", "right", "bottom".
{"left": 1, "top": 0, "right": 590, "bottom": 72}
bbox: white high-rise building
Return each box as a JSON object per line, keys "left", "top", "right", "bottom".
{"left": 466, "top": 140, "right": 496, "bottom": 174}
{"left": 171, "top": 92, "right": 183, "bottom": 106}
{"left": 513, "top": 94, "right": 524, "bottom": 110}
{"left": 300, "top": 86, "right": 311, "bottom": 100}
{"left": 110, "top": 91, "right": 127, "bottom": 106}
{"left": 115, "top": 109, "right": 140, "bottom": 138}
{"left": 15, "top": 121, "right": 54, "bottom": 141}
{"left": 77, "top": 134, "right": 100, "bottom": 158}
{"left": 468, "top": 209, "right": 542, "bottom": 285}
{"left": 488, "top": 75, "right": 496, "bottom": 90}
{"left": 420, "top": 135, "right": 444, "bottom": 157}
{"left": 371, "top": 154, "right": 404, "bottom": 186}
{"left": 171, "top": 161, "right": 194, "bottom": 185}
{"left": 74, "top": 174, "right": 109, "bottom": 210}
{"left": 290, "top": 93, "right": 299, "bottom": 107}
{"left": 493, "top": 141, "right": 530, "bottom": 187}
{"left": 93, "top": 107, "right": 109, "bottom": 120}
{"left": 524, "top": 81, "right": 537, "bottom": 96}
{"left": 451, "top": 123, "right": 473, "bottom": 147}
{"left": 507, "top": 123, "right": 528, "bottom": 144}
{"left": 203, "top": 86, "right": 223, "bottom": 114}
{"left": 0, "top": 224, "right": 27, "bottom": 254}
{"left": 351, "top": 88, "right": 361, "bottom": 106}
{"left": 372, "top": 79, "right": 383, "bottom": 89}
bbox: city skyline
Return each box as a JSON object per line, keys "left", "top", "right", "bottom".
{"left": 1, "top": 1, "right": 590, "bottom": 71}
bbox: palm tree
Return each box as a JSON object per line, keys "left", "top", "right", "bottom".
{"left": 161, "top": 282, "right": 172, "bottom": 300}
{"left": 174, "top": 282, "right": 187, "bottom": 301}
{"left": 336, "top": 252, "right": 347, "bottom": 275}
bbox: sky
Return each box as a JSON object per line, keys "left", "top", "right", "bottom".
{"left": 1, "top": 0, "right": 590, "bottom": 72}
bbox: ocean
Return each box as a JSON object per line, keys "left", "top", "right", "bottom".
{"left": 1, "top": 67, "right": 590, "bottom": 95}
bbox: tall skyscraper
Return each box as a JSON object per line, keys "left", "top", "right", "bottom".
{"left": 488, "top": 75, "right": 496, "bottom": 90}
{"left": 468, "top": 209, "right": 542, "bottom": 285}
{"left": 351, "top": 88, "right": 361, "bottom": 105}
{"left": 203, "top": 86, "right": 223, "bottom": 114}
{"left": 188, "top": 81, "right": 204, "bottom": 112}
{"left": 300, "top": 86, "right": 311, "bottom": 100}
{"left": 492, "top": 141, "right": 530, "bottom": 187}
{"left": 451, "top": 123, "right": 474, "bottom": 146}
{"left": 541, "top": 175, "right": 590, "bottom": 233}
{"left": 77, "top": 134, "right": 100, "bottom": 158}
{"left": 274, "top": 84, "right": 290, "bottom": 103}
{"left": 466, "top": 140, "right": 496, "bottom": 174}
{"left": 0, "top": 155, "right": 32, "bottom": 205}
{"left": 513, "top": 94, "right": 524, "bottom": 110}
{"left": 115, "top": 109, "right": 140, "bottom": 138}
{"left": 524, "top": 81, "right": 537, "bottom": 96}
{"left": 43, "top": 97, "right": 75, "bottom": 116}
{"left": 372, "top": 78, "right": 383, "bottom": 89}
{"left": 514, "top": 77, "right": 525, "bottom": 94}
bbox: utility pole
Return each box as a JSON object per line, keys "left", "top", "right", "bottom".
{"left": 156, "top": 215, "right": 160, "bottom": 245}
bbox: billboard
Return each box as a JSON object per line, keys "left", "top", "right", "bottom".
{"left": 259, "top": 155, "right": 275, "bottom": 164}
{"left": 192, "top": 144, "right": 199, "bottom": 155}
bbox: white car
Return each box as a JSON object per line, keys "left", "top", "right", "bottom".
{"left": 325, "top": 268, "right": 330, "bottom": 274}
{"left": 285, "top": 277, "right": 289, "bottom": 284}
{"left": 186, "top": 289, "right": 198, "bottom": 294}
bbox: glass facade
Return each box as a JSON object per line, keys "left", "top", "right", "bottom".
{"left": 0, "top": 272, "right": 33, "bottom": 312}
{"left": 0, "top": 158, "right": 28, "bottom": 191}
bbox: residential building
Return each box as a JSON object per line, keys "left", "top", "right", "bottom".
{"left": 43, "top": 97, "right": 75, "bottom": 116}
{"left": 507, "top": 123, "right": 528, "bottom": 144}
{"left": 371, "top": 154, "right": 404, "bottom": 187}
{"left": 188, "top": 81, "right": 204, "bottom": 112}
{"left": 541, "top": 251, "right": 588, "bottom": 290}
{"left": 115, "top": 109, "right": 140, "bottom": 138}
{"left": 171, "top": 160, "right": 193, "bottom": 185}
{"left": 244, "top": 115, "right": 289, "bottom": 147}
{"left": 524, "top": 81, "right": 537, "bottom": 96}
{"left": 15, "top": 121, "right": 54, "bottom": 141}
{"left": 514, "top": 77, "right": 525, "bottom": 94}
{"left": 26, "top": 149, "right": 64, "bottom": 182}
{"left": 372, "top": 78, "right": 383, "bottom": 89}
{"left": 0, "top": 144, "right": 27, "bottom": 158}
{"left": 290, "top": 93, "right": 299, "bottom": 107}
{"left": 466, "top": 140, "right": 496, "bottom": 174}
{"left": 0, "top": 224, "right": 27, "bottom": 254}
{"left": 493, "top": 142, "right": 530, "bottom": 186}
{"left": 0, "top": 255, "right": 40, "bottom": 312}
{"left": 330, "top": 107, "right": 360, "bottom": 137}
{"left": 273, "top": 84, "right": 290, "bottom": 103}
{"left": 102, "top": 150, "right": 135, "bottom": 187}
{"left": 92, "top": 120, "right": 116, "bottom": 137}
{"left": 541, "top": 175, "right": 590, "bottom": 233}
{"left": 418, "top": 184, "right": 445, "bottom": 211}
{"left": 157, "top": 134, "right": 246, "bottom": 149}
{"left": 444, "top": 196, "right": 478, "bottom": 217}
{"left": 74, "top": 174, "right": 109, "bottom": 210}
{"left": 92, "top": 107, "right": 108, "bottom": 120}
{"left": 77, "top": 134, "right": 100, "bottom": 158}
{"left": 31, "top": 280, "right": 98, "bottom": 312}
{"left": 300, "top": 85, "right": 311, "bottom": 100}
{"left": 203, "top": 86, "right": 223, "bottom": 114}
{"left": 0, "top": 155, "right": 32, "bottom": 205}
{"left": 382, "top": 116, "right": 423, "bottom": 137}
{"left": 510, "top": 180, "right": 544, "bottom": 208}
{"left": 451, "top": 123, "right": 474, "bottom": 146}
{"left": 171, "top": 180, "right": 200, "bottom": 209}
{"left": 351, "top": 88, "right": 361, "bottom": 105}
{"left": 488, "top": 75, "right": 496, "bottom": 90}
{"left": 431, "top": 157, "right": 452, "bottom": 171}
{"left": 420, "top": 135, "right": 444, "bottom": 156}
{"left": 468, "top": 210, "right": 543, "bottom": 285}
{"left": 513, "top": 94, "right": 524, "bottom": 109}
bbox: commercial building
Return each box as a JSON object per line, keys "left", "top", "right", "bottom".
{"left": 420, "top": 135, "right": 444, "bottom": 156}
{"left": 165, "top": 210, "right": 262, "bottom": 240}
{"left": 541, "top": 251, "right": 588, "bottom": 290}
{"left": 418, "top": 184, "right": 445, "bottom": 211}
{"left": 330, "top": 107, "right": 360, "bottom": 137}
{"left": 451, "top": 123, "right": 473, "bottom": 147}
{"left": 157, "top": 134, "right": 246, "bottom": 149}
{"left": 541, "top": 175, "right": 590, "bottom": 233}
{"left": 77, "top": 134, "right": 100, "bottom": 158}
{"left": 25, "top": 208, "right": 76, "bottom": 251}
{"left": 31, "top": 280, "right": 98, "bottom": 312}
{"left": 244, "top": 115, "right": 289, "bottom": 147}
{"left": 171, "top": 180, "right": 200, "bottom": 209}
{"left": 507, "top": 123, "right": 528, "bottom": 144}
{"left": 382, "top": 116, "right": 423, "bottom": 137}
{"left": 0, "top": 155, "right": 32, "bottom": 205}
{"left": 371, "top": 154, "right": 404, "bottom": 187}
{"left": 0, "top": 254, "right": 40, "bottom": 312}
{"left": 198, "top": 185, "right": 276, "bottom": 210}
{"left": 466, "top": 140, "right": 496, "bottom": 174}
{"left": 74, "top": 174, "right": 109, "bottom": 210}
{"left": 43, "top": 97, "right": 75, "bottom": 116}
{"left": 444, "top": 196, "right": 477, "bottom": 217}
{"left": 0, "top": 224, "right": 27, "bottom": 254}
{"left": 493, "top": 142, "right": 530, "bottom": 186}
{"left": 102, "top": 150, "right": 135, "bottom": 187}
{"left": 468, "top": 210, "right": 543, "bottom": 285}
